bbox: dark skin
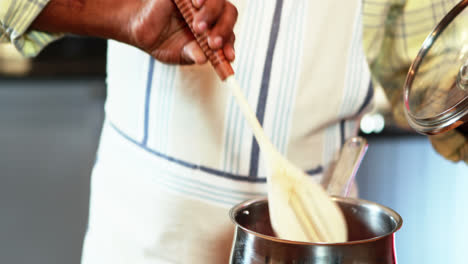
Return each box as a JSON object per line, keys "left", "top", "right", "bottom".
{"left": 31, "top": 0, "right": 238, "bottom": 64}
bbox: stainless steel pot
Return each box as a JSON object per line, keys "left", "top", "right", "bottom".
{"left": 229, "top": 197, "right": 402, "bottom": 264}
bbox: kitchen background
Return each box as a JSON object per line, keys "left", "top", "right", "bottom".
{"left": 0, "top": 36, "right": 467, "bottom": 264}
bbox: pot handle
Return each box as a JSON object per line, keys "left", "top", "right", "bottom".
{"left": 326, "top": 137, "right": 368, "bottom": 197}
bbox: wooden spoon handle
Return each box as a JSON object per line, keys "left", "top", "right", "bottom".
{"left": 226, "top": 77, "right": 277, "bottom": 155}
{"left": 172, "top": 0, "right": 235, "bottom": 80}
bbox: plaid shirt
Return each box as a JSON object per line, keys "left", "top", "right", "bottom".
{"left": 1, "top": 0, "right": 467, "bottom": 163}
{"left": 0, "top": 0, "right": 61, "bottom": 56}
{"left": 363, "top": 0, "right": 467, "bottom": 163}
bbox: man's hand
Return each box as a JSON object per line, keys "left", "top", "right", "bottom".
{"left": 430, "top": 129, "right": 468, "bottom": 164}
{"left": 32, "top": 0, "right": 237, "bottom": 64}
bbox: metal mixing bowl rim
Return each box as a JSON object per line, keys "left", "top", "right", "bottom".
{"left": 229, "top": 196, "right": 403, "bottom": 246}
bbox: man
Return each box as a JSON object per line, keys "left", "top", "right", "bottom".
{"left": 1, "top": 0, "right": 466, "bottom": 263}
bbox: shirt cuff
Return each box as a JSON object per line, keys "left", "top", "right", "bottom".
{"left": 0, "top": 0, "right": 63, "bottom": 57}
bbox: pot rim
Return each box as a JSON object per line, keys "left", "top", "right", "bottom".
{"left": 229, "top": 196, "right": 403, "bottom": 246}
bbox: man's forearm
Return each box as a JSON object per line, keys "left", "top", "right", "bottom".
{"left": 31, "top": 0, "right": 136, "bottom": 44}
{"left": 28, "top": 0, "right": 237, "bottom": 65}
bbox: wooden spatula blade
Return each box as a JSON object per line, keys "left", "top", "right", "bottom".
{"left": 268, "top": 159, "right": 347, "bottom": 243}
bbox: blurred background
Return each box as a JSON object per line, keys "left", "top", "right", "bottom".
{"left": 0, "top": 36, "right": 467, "bottom": 264}
{"left": 0, "top": 37, "right": 106, "bottom": 264}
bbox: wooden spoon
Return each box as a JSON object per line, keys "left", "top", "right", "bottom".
{"left": 173, "top": 0, "right": 347, "bottom": 243}
{"left": 226, "top": 78, "right": 347, "bottom": 242}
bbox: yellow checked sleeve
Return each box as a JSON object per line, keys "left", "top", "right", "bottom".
{"left": 363, "top": 0, "right": 468, "bottom": 163}
{"left": 0, "top": 0, "right": 63, "bottom": 57}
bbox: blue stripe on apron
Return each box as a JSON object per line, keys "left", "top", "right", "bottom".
{"left": 142, "top": 56, "right": 155, "bottom": 146}
{"left": 248, "top": 0, "right": 284, "bottom": 179}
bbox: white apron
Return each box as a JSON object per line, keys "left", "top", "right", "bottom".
{"left": 81, "top": 0, "right": 371, "bottom": 263}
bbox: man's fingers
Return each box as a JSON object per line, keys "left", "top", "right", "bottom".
{"left": 172, "top": 0, "right": 236, "bottom": 64}
{"left": 208, "top": 2, "right": 237, "bottom": 50}
{"left": 192, "top": 0, "right": 226, "bottom": 34}
{"left": 223, "top": 33, "right": 235, "bottom": 61}
{"left": 192, "top": 0, "right": 205, "bottom": 9}
{"left": 223, "top": 43, "right": 235, "bottom": 62}
{"left": 181, "top": 40, "right": 207, "bottom": 64}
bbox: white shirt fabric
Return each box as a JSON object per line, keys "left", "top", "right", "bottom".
{"left": 81, "top": 0, "right": 371, "bottom": 263}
